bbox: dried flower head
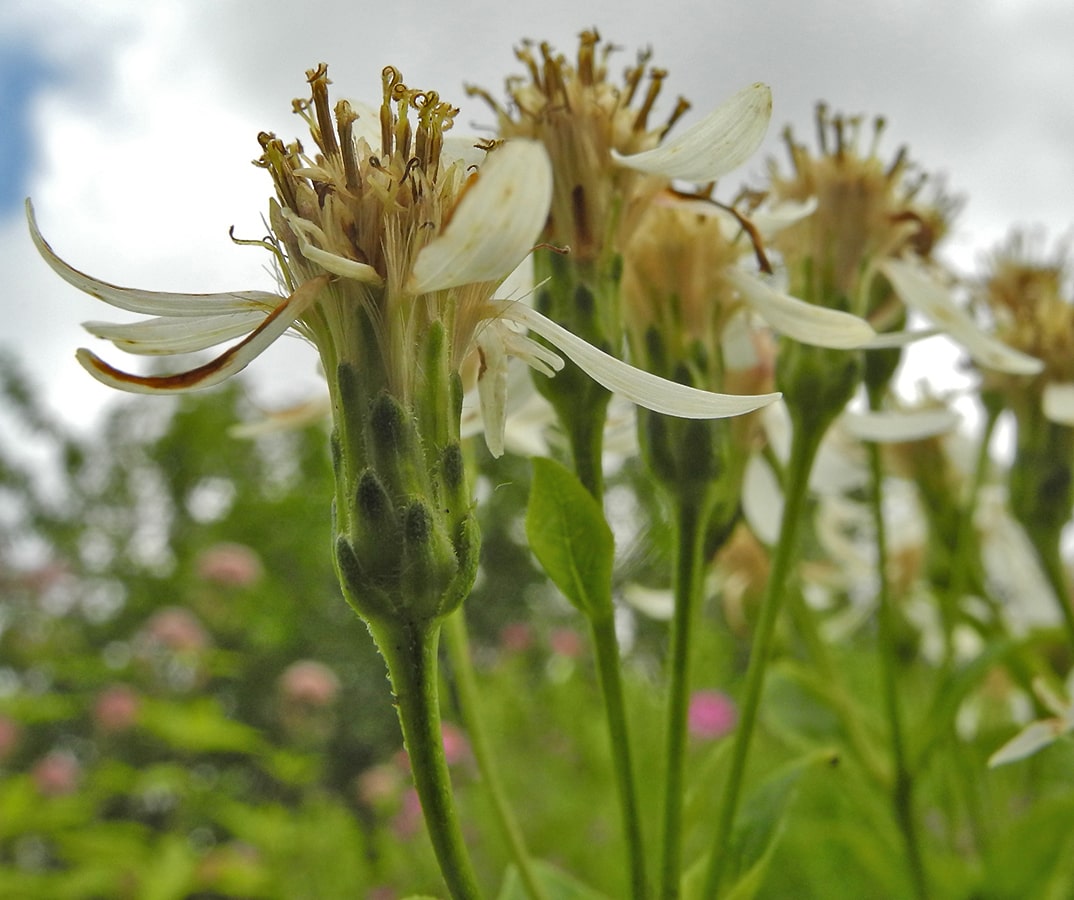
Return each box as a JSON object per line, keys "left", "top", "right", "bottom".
{"left": 469, "top": 30, "right": 771, "bottom": 264}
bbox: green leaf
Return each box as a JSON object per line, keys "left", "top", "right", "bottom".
{"left": 497, "top": 859, "right": 614, "bottom": 900}
{"left": 139, "top": 697, "right": 265, "bottom": 755}
{"left": 685, "top": 746, "right": 839, "bottom": 900}
{"left": 525, "top": 457, "right": 614, "bottom": 618}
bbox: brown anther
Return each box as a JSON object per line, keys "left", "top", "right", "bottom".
{"left": 633, "top": 68, "right": 667, "bottom": 133}
{"left": 660, "top": 97, "right": 691, "bottom": 139}
{"left": 815, "top": 103, "right": 830, "bottom": 155}
{"left": 306, "top": 64, "right": 339, "bottom": 159}
{"left": 578, "top": 29, "right": 600, "bottom": 86}
{"left": 334, "top": 100, "right": 360, "bottom": 193}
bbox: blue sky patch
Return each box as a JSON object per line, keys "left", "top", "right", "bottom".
{"left": 0, "top": 42, "right": 56, "bottom": 215}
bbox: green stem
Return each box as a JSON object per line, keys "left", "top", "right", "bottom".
{"left": 371, "top": 619, "right": 482, "bottom": 900}
{"left": 866, "top": 440, "right": 929, "bottom": 900}
{"left": 658, "top": 489, "right": 713, "bottom": 899}
{"left": 702, "top": 420, "right": 825, "bottom": 898}
{"left": 1026, "top": 524, "right": 1074, "bottom": 652}
{"left": 443, "top": 611, "right": 551, "bottom": 900}
{"left": 589, "top": 613, "right": 650, "bottom": 900}
{"left": 555, "top": 372, "right": 647, "bottom": 897}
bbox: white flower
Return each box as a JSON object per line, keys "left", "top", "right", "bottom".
{"left": 876, "top": 258, "right": 1044, "bottom": 376}
{"left": 989, "top": 677, "right": 1074, "bottom": 767}
{"left": 29, "top": 65, "right": 780, "bottom": 458}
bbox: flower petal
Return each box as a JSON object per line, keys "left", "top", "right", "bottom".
{"left": 410, "top": 140, "right": 553, "bottom": 294}
{"left": 83, "top": 310, "right": 268, "bottom": 355}
{"left": 26, "top": 199, "right": 279, "bottom": 316}
{"left": 1043, "top": 382, "right": 1074, "bottom": 426}
{"left": 490, "top": 300, "right": 781, "bottom": 418}
{"left": 612, "top": 83, "right": 772, "bottom": 182}
{"left": 77, "top": 276, "right": 329, "bottom": 394}
{"left": 475, "top": 325, "right": 509, "bottom": 458}
{"left": 841, "top": 407, "right": 960, "bottom": 443}
{"left": 988, "top": 720, "right": 1068, "bottom": 767}
{"left": 861, "top": 328, "right": 942, "bottom": 349}
{"left": 281, "top": 209, "right": 383, "bottom": 284}
{"left": 727, "top": 269, "right": 876, "bottom": 349}
{"left": 879, "top": 258, "right": 1044, "bottom": 375}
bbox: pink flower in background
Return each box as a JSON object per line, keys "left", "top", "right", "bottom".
{"left": 196, "top": 543, "right": 264, "bottom": 588}
{"left": 0, "top": 715, "right": 21, "bottom": 762}
{"left": 394, "top": 722, "right": 471, "bottom": 773}
{"left": 440, "top": 722, "right": 471, "bottom": 767}
{"left": 499, "top": 622, "right": 535, "bottom": 654}
{"left": 278, "top": 660, "right": 341, "bottom": 708}
{"left": 549, "top": 627, "right": 585, "bottom": 659}
{"left": 94, "top": 684, "right": 141, "bottom": 733}
{"left": 392, "top": 787, "right": 425, "bottom": 839}
{"left": 32, "top": 751, "right": 80, "bottom": 796}
{"left": 688, "top": 690, "right": 737, "bottom": 740}
{"left": 141, "top": 607, "right": 210, "bottom": 653}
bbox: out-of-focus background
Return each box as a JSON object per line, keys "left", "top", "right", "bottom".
{"left": 3, "top": 0, "right": 1072, "bottom": 430}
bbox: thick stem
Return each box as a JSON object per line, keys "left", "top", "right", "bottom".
{"left": 589, "top": 614, "right": 650, "bottom": 900}
{"left": 1027, "top": 525, "right": 1074, "bottom": 653}
{"left": 443, "top": 611, "right": 550, "bottom": 900}
{"left": 866, "top": 440, "right": 929, "bottom": 900}
{"left": 658, "top": 490, "right": 712, "bottom": 899}
{"left": 702, "top": 421, "right": 824, "bottom": 897}
{"left": 371, "top": 619, "right": 482, "bottom": 900}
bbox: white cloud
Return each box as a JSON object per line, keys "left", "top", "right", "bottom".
{"left": 5, "top": 0, "right": 1073, "bottom": 429}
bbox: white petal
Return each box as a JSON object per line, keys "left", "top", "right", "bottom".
{"left": 988, "top": 720, "right": 1068, "bottom": 767}
{"left": 749, "top": 197, "right": 818, "bottom": 237}
{"left": 76, "top": 276, "right": 328, "bottom": 394}
{"left": 841, "top": 408, "right": 960, "bottom": 443}
{"left": 743, "top": 452, "right": 783, "bottom": 546}
{"left": 26, "top": 200, "right": 278, "bottom": 316}
{"left": 1043, "top": 382, "right": 1074, "bottom": 426}
{"left": 441, "top": 134, "right": 489, "bottom": 171}
{"left": 476, "top": 325, "right": 509, "bottom": 458}
{"left": 612, "top": 83, "right": 772, "bottom": 182}
{"left": 861, "top": 328, "right": 941, "bottom": 349}
{"left": 281, "top": 208, "right": 383, "bottom": 284}
{"left": 727, "top": 269, "right": 876, "bottom": 349}
{"left": 83, "top": 310, "right": 268, "bottom": 355}
{"left": 490, "top": 300, "right": 780, "bottom": 419}
{"left": 411, "top": 140, "right": 552, "bottom": 294}
{"left": 879, "top": 258, "right": 1044, "bottom": 376}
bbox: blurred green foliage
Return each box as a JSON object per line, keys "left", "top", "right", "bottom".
{"left": 3, "top": 353, "right": 1074, "bottom": 899}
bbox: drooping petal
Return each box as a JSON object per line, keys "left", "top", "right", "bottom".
{"left": 83, "top": 310, "right": 268, "bottom": 355}
{"left": 490, "top": 300, "right": 781, "bottom": 418}
{"left": 612, "top": 83, "right": 772, "bottom": 182}
{"left": 475, "top": 324, "right": 509, "bottom": 458}
{"left": 988, "top": 719, "right": 1069, "bottom": 767}
{"left": 281, "top": 208, "right": 383, "bottom": 284}
{"left": 879, "top": 258, "right": 1044, "bottom": 375}
{"left": 726, "top": 269, "right": 876, "bottom": 349}
{"left": 841, "top": 407, "right": 960, "bottom": 443}
{"left": 26, "top": 200, "right": 279, "bottom": 316}
{"left": 77, "top": 276, "right": 329, "bottom": 394}
{"left": 861, "top": 328, "right": 941, "bottom": 349}
{"left": 1043, "top": 382, "right": 1074, "bottom": 426}
{"left": 410, "top": 140, "right": 553, "bottom": 294}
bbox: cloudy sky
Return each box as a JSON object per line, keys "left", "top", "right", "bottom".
{"left": 2, "top": 0, "right": 1072, "bottom": 432}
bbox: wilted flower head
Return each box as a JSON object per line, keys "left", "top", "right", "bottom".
{"left": 764, "top": 104, "right": 957, "bottom": 320}
{"left": 976, "top": 229, "right": 1074, "bottom": 420}
{"left": 468, "top": 30, "right": 772, "bottom": 264}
